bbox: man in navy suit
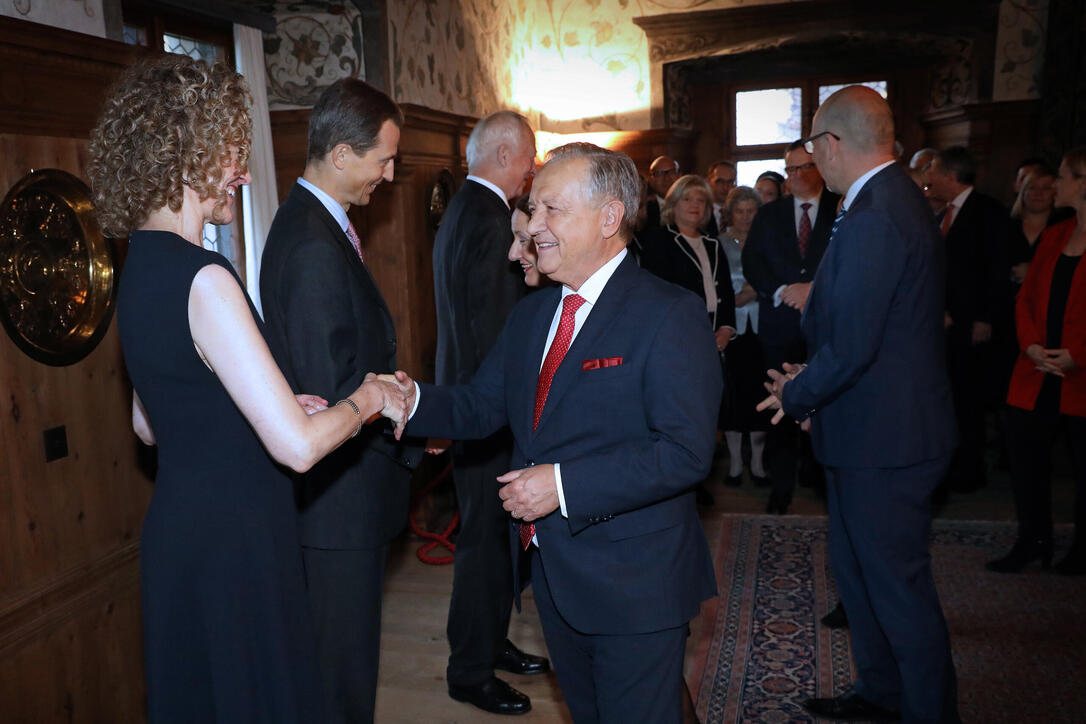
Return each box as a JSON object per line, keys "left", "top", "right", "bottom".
{"left": 396, "top": 143, "right": 721, "bottom": 723}
{"left": 742, "top": 142, "right": 840, "bottom": 513}
{"left": 761, "top": 86, "right": 960, "bottom": 723}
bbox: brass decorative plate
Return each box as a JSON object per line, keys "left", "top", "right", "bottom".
{"left": 0, "top": 169, "right": 116, "bottom": 366}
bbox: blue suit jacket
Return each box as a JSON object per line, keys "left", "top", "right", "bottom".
{"left": 407, "top": 254, "right": 721, "bottom": 634}
{"left": 782, "top": 163, "right": 958, "bottom": 468}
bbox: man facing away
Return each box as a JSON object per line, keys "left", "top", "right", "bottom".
{"left": 259, "top": 79, "right": 423, "bottom": 724}
{"left": 761, "top": 85, "right": 960, "bottom": 723}
{"left": 431, "top": 110, "right": 549, "bottom": 716}
{"left": 395, "top": 142, "right": 722, "bottom": 723}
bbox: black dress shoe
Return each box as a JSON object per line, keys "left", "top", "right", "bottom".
{"left": 495, "top": 639, "right": 550, "bottom": 675}
{"left": 724, "top": 473, "right": 743, "bottom": 487}
{"left": 449, "top": 676, "right": 531, "bottom": 715}
{"left": 765, "top": 495, "right": 789, "bottom": 515}
{"left": 803, "top": 691, "right": 900, "bottom": 721}
{"left": 1055, "top": 549, "right": 1086, "bottom": 575}
{"left": 985, "top": 537, "right": 1053, "bottom": 573}
{"left": 751, "top": 474, "right": 770, "bottom": 488}
{"left": 820, "top": 601, "right": 848, "bottom": 629}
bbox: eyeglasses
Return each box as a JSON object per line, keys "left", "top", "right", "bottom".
{"left": 785, "top": 162, "right": 817, "bottom": 175}
{"left": 801, "top": 131, "right": 840, "bottom": 154}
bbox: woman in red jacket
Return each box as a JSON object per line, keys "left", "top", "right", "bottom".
{"left": 987, "top": 147, "right": 1086, "bottom": 575}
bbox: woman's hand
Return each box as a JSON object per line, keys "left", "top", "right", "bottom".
{"left": 294, "top": 394, "right": 328, "bottom": 415}
{"left": 1043, "top": 348, "right": 1076, "bottom": 376}
{"left": 360, "top": 373, "right": 410, "bottom": 438}
{"left": 735, "top": 283, "right": 757, "bottom": 308}
{"left": 1011, "top": 262, "right": 1030, "bottom": 284}
{"left": 715, "top": 326, "right": 735, "bottom": 352}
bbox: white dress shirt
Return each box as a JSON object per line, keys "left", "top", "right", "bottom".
{"left": 939, "top": 185, "right": 973, "bottom": 230}
{"left": 773, "top": 192, "right": 822, "bottom": 307}
{"left": 841, "top": 160, "right": 898, "bottom": 212}
{"left": 297, "top": 177, "right": 350, "bottom": 233}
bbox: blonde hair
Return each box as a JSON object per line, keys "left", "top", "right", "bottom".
{"left": 87, "top": 54, "right": 251, "bottom": 236}
{"left": 660, "top": 174, "right": 712, "bottom": 229}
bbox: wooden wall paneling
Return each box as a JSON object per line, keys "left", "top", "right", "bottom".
{"left": 268, "top": 109, "right": 311, "bottom": 203}
{"left": 0, "top": 17, "right": 150, "bottom": 722}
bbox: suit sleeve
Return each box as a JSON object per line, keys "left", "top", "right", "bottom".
{"left": 558, "top": 294, "right": 722, "bottom": 532}
{"left": 742, "top": 209, "right": 782, "bottom": 299}
{"left": 276, "top": 238, "right": 370, "bottom": 402}
{"left": 465, "top": 211, "right": 522, "bottom": 365}
{"left": 781, "top": 210, "right": 906, "bottom": 417}
{"left": 406, "top": 314, "right": 512, "bottom": 440}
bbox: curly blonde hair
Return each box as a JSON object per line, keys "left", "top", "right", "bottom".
{"left": 87, "top": 54, "right": 252, "bottom": 237}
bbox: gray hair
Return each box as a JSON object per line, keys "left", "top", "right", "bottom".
{"left": 660, "top": 174, "right": 713, "bottom": 228}
{"left": 543, "top": 142, "right": 641, "bottom": 237}
{"left": 465, "top": 110, "right": 533, "bottom": 172}
{"left": 725, "top": 185, "right": 762, "bottom": 216}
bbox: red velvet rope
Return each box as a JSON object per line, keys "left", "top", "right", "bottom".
{"left": 408, "top": 460, "right": 458, "bottom": 565}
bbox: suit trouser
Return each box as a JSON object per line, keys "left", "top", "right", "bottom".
{"left": 1005, "top": 404, "right": 1086, "bottom": 546}
{"left": 446, "top": 434, "right": 515, "bottom": 686}
{"left": 825, "top": 455, "right": 960, "bottom": 724}
{"left": 530, "top": 550, "right": 687, "bottom": 724}
{"left": 946, "top": 331, "right": 988, "bottom": 487}
{"left": 302, "top": 545, "right": 389, "bottom": 724}
{"left": 762, "top": 338, "right": 819, "bottom": 503}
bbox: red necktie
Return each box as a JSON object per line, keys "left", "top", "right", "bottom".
{"left": 345, "top": 222, "right": 365, "bottom": 263}
{"left": 940, "top": 204, "right": 955, "bottom": 237}
{"left": 521, "top": 293, "right": 586, "bottom": 550}
{"left": 797, "top": 202, "right": 812, "bottom": 258}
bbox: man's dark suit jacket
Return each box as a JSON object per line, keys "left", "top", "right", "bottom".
{"left": 742, "top": 187, "right": 840, "bottom": 354}
{"left": 406, "top": 254, "right": 721, "bottom": 635}
{"left": 259, "top": 183, "right": 421, "bottom": 549}
{"left": 783, "top": 164, "right": 957, "bottom": 466}
{"left": 940, "top": 190, "right": 1010, "bottom": 331}
{"left": 433, "top": 179, "right": 525, "bottom": 386}
{"left": 639, "top": 224, "right": 737, "bottom": 333}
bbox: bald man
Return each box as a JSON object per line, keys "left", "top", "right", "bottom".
{"left": 760, "top": 86, "right": 960, "bottom": 723}
{"left": 432, "top": 110, "right": 548, "bottom": 716}
{"left": 643, "top": 155, "right": 679, "bottom": 231}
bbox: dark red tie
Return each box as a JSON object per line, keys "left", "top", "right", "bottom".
{"left": 345, "top": 222, "right": 365, "bottom": 263}
{"left": 797, "top": 202, "right": 812, "bottom": 258}
{"left": 940, "top": 204, "right": 955, "bottom": 237}
{"left": 521, "top": 293, "right": 586, "bottom": 549}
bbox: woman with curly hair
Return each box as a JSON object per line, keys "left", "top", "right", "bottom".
{"left": 88, "top": 54, "right": 407, "bottom": 722}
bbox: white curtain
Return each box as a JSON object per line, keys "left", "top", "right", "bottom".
{"left": 233, "top": 23, "right": 278, "bottom": 318}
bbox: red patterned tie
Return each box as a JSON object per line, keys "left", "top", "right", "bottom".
{"left": 521, "top": 292, "right": 586, "bottom": 550}
{"left": 797, "top": 202, "right": 812, "bottom": 258}
{"left": 345, "top": 222, "right": 365, "bottom": 263}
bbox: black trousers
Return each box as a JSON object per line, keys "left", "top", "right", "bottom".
{"left": 1004, "top": 404, "right": 1086, "bottom": 545}
{"left": 446, "top": 433, "right": 515, "bottom": 686}
{"left": 762, "top": 337, "right": 820, "bottom": 504}
{"left": 946, "top": 331, "right": 988, "bottom": 488}
{"left": 302, "top": 545, "right": 389, "bottom": 724}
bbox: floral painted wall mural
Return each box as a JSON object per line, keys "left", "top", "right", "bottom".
{"left": 257, "top": 1, "right": 365, "bottom": 110}
{"left": 993, "top": 0, "right": 1049, "bottom": 101}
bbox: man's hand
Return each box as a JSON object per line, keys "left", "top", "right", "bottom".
{"left": 944, "top": 312, "right": 954, "bottom": 329}
{"left": 715, "top": 326, "right": 735, "bottom": 352}
{"left": 735, "top": 282, "right": 757, "bottom": 308}
{"left": 363, "top": 372, "right": 409, "bottom": 438}
{"left": 756, "top": 362, "right": 806, "bottom": 425}
{"left": 972, "top": 321, "right": 992, "bottom": 345}
{"left": 497, "top": 464, "right": 559, "bottom": 522}
{"left": 376, "top": 371, "right": 417, "bottom": 422}
{"left": 781, "top": 283, "right": 812, "bottom": 312}
{"left": 1011, "top": 262, "right": 1030, "bottom": 285}
{"left": 425, "top": 438, "right": 451, "bottom": 455}
{"left": 294, "top": 393, "right": 328, "bottom": 415}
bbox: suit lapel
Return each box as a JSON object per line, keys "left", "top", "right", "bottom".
{"left": 532, "top": 256, "right": 636, "bottom": 435}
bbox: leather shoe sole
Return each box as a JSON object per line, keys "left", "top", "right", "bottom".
{"left": 803, "top": 691, "right": 899, "bottom": 721}
{"left": 449, "top": 676, "right": 531, "bottom": 715}
{"left": 820, "top": 601, "right": 848, "bottom": 629}
{"left": 495, "top": 639, "right": 550, "bottom": 675}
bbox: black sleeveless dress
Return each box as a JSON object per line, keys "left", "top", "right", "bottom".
{"left": 117, "top": 231, "right": 325, "bottom": 723}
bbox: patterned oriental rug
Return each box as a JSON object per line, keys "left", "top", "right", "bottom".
{"left": 688, "top": 515, "right": 1086, "bottom": 723}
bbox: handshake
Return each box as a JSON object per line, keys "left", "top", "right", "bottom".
{"left": 293, "top": 370, "right": 418, "bottom": 440}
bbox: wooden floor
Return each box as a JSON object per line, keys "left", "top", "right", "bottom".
{"left": 373, "top": 443, "right": 1075, "bottom": 722}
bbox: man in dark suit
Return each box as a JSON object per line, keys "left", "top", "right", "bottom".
{"left": 762, "top": 86, "right": 960, "bottom": 723}
{"left": 742, "top": 141, "right": 840, "bottom": 513}
{"left": 705, "top": 159, "right": 737, "bottom": 237}
{"left": 927, "top": 146, "right": 1010, "bottom": 492}
{"left": 259, "top": 79, "right": 422, "bottom": 724}
{"left": 431, "top": 110, "right": 548, "bottom": 716}
{"left": 395, "top": 143, "right": 721, "bottom": 723}
{"left": 644, "top": 154, "right": 679, "bottom": 230}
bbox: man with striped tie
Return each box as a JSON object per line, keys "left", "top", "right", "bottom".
{"left": 260, "top": 78, "right": 423, "bottom": 724}
{"left": 398, "top": 142, "right": 722, "bottom": 723}
{"left": 759, "top": 85, "right": 960, "bottom": 723}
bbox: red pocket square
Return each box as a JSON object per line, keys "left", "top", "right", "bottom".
{"left": 582, "top": 357, "right": 623, "bottom": 370}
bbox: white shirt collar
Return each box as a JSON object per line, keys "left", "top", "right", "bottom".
{"left": 842, "top": 160, "right": 897, "bottom": 212}
{"left": 562, "top": 248, "right": 628, "bottom": 306}
{"left": 465, "top": 174, "right": 510, "bottom": 208}
{"left": 949, "top": 185, "right": 973, "bottom": 210}
{"left": 297, "top": 177, "right": 350, "bottom": 232}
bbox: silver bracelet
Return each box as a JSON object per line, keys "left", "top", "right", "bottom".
{"left": 336, "top": 398, "right": 363, "bottom": 438}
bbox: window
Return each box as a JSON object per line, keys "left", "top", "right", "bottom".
{"left": 727, "top": 78, "right": 890, "bottom": 189}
